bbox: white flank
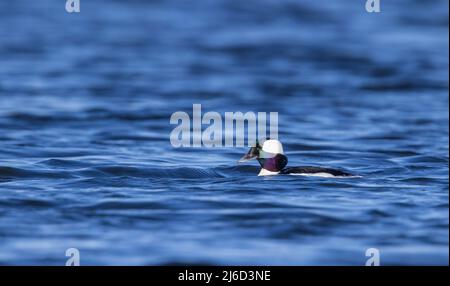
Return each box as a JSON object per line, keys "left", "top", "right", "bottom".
{"left": 258, "top": 169, "right": 280, "bottom": 176}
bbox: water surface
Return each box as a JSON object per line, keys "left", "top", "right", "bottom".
{"left": 0, "top": 0, "right": 448, "bottom": 265}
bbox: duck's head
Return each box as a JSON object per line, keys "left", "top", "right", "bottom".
{"left": 239, "top": 139, "right": 288, "bottom": 172}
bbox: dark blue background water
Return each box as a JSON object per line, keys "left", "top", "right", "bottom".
{"left": 0, "top": 0, "right": 448, "bottom": 265}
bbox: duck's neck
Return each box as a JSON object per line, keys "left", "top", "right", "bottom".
{"left": 258, "top": 168, "right": 280, "bottom": 176}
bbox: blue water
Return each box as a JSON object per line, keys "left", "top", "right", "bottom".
{"left": 0, "top": 0, "right": 448, "bottom": 265}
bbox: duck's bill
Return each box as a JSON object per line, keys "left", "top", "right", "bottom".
{"left": 238, "top": 147, "right": 258, "bottom": 163}
{"left": 238, "top": 153, "right": 256, "bottom": 162}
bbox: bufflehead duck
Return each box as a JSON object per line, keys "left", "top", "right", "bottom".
{"left": 239, "top": 139, "right": 353, "bottom": 177}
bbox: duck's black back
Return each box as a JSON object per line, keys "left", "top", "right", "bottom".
{"left": 280, "top": 166, "right": 353, "bottom": 177}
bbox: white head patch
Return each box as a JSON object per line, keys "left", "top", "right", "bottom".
{"left": 261, "top": 139, "right": 284, "bottom": 154}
